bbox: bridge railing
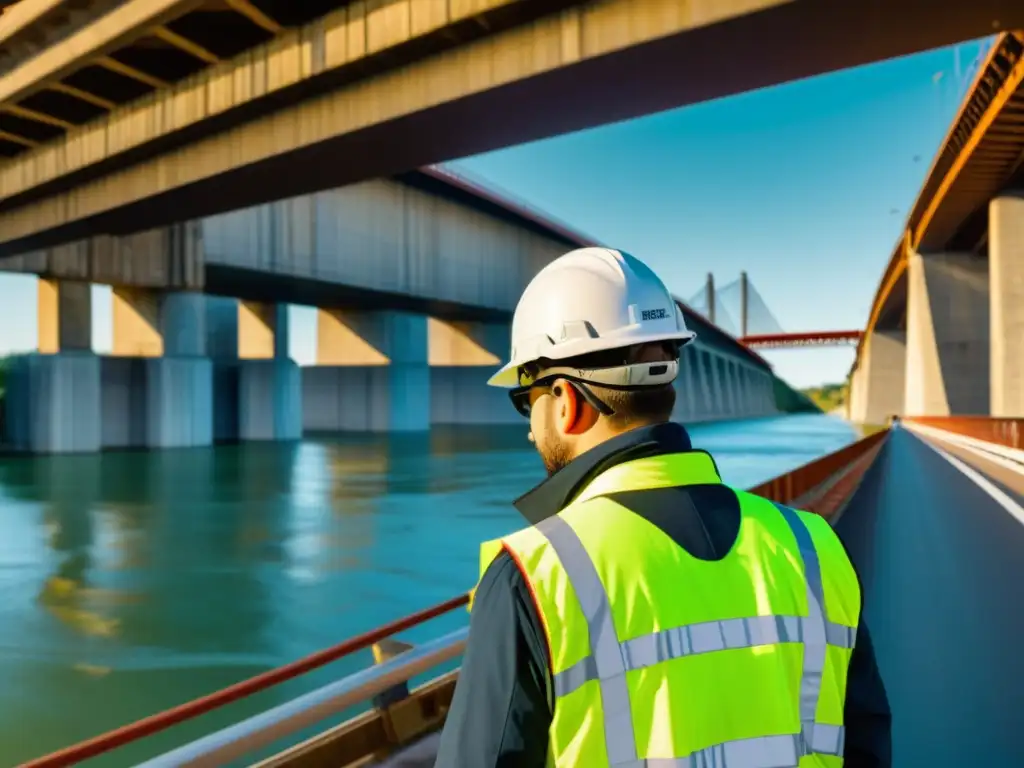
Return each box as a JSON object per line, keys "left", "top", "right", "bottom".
{"left": 902, "top": 416, "right": 1024, "bottom": 450}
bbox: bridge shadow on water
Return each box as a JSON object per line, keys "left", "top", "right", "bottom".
{"left": 835, "top": 427, "right": 1024, "bottom": 765}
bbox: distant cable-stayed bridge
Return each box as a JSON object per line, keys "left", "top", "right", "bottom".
{"left": 685, "top": 273, "right": 861, "bottom": 349}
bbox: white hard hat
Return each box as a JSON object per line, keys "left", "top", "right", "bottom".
{"left": 488, "top": 247, "right": 696, "bottom": 388}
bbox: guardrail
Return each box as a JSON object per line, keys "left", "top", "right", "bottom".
{"left": 24, "top": 427, "right": 889, "bottom": 768}
{"left": 902, "top": 416, "right": 1024, "bottom": 450}
{"left": 750, "top": 428, "right": 888, "bottom": 510}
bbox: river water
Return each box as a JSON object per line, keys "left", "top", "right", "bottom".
{"left": 0, "top": 414, "right": 856, "bottom": 767}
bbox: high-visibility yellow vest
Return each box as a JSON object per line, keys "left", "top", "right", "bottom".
{"left": 478, "top": 451, "right": 861, "bottom": 767}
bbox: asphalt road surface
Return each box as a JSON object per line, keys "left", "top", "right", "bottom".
{"left": 836, "top": 424, "right": 1024, "bottom": 766}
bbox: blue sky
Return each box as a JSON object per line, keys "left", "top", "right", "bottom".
{"left": 0, "top": 39, "right": 987, "bottom": 388}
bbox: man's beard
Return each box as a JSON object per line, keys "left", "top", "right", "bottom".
{"left": 540, "top": 433, "right": 573, "bottom": 477}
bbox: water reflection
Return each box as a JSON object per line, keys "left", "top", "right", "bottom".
{"left": 0, "top": 415, "right": 855, "bottom": 766}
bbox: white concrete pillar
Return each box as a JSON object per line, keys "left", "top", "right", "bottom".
{"left": 904, "top": 251, "right": 989, "bottom": 416}
{"left": 3, "top": 279, "right": 100, "bottom": 453}
{"left": 303, "top": 309, "right": 429, "bottom": 433}
{"left": 101, "top": 289, "right": 213, "bottom": 449}
{"left": 848, "top": 365, "right": 865, "bottom": 422}
{"left": 850, "top": 330, "right": 905, "bottom": 425}
{"left": 990, "top": 193, "right": 1024, "bottom": 416}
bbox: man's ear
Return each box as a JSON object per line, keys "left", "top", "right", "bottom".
{"left": 553, "top": 380, "right": 598, "bottom": 435}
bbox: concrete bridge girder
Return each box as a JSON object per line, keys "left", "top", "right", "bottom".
{"left": 1, "top": 0, "right": 1021, "bottom": 255}
{"left": 202, "top": 179, "right": 564, "bottom": 314}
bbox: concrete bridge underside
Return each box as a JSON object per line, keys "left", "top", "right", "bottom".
{"left": 0, "top": 0, "right": 1020, "bottom": 256}
{"left": 1, "top": 177, "right": 778, "bottom": 454}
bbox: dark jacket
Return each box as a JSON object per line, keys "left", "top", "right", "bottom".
{"left": 434, "top": 422, "right": 892, "bottom": 767}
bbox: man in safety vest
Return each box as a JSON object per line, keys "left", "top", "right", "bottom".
{"left": 434, "top": 248, "right": 891, "bottom": 767}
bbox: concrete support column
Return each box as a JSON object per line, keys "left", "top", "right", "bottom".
{"left": 904, "top": 251, "right": 989, "bottom": 416}
{"left": 728, "top": 360, "right": 742, "bottom": 417}
{"left": 850, "top": 330, "right": 905, "bottom": 425}
{"left": 303, "top": 309, "right": 429, "bottom": 432}
{"left": 848, "top": 366, "right": 865, "bottom": 423}
{"left": 737, "top": 366, "right": 752, "bottom": 416}
{"left": 672, "top": 345, "right": 698, "bottom": 423}
{"left": 745, "top": 369, "right": 758, "bottom": 415}
{"left": 761, "top": 370, "right": 777, "bottom": 414}
{"left": 698, "top": 350, "right": 717, "bottom": 420}
{"left": 103, "top": 289, "right": 213, "bottom": 449}
{"left": 38, "top": 279, "right": 92, "bottom": 353}
{"left": 990, "top": 193, "right": 1024, "bottom": 416}
{"left": 3, "top": 279, "right": 100, "bottom": 453}
{"left": 237, "top": 302, "right": 301, "bottom": 441}
{"left": 429, "top": 319, "right": 512, "bottom": 425}
{"left": 717, "top": 358, "right": 731, "bottom": 417}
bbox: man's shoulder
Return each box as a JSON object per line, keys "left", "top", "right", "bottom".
{"left": 478, "top": 548, "right": 531, "bottom": 603}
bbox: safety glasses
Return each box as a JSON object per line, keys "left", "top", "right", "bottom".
{"left": 508, "top": 375, "right": 613, "bottom": 419}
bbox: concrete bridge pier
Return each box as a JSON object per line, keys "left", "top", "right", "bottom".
{"left": 236, "top": 302, "right": 302, "bottom": 441}
{"left": 3, "top": 279, "right": 100, "bottom": 453}
{"left": 102, "top": 289, "right": 213, "bottom": 449}
{"left": 428, "top": 319, "right": 515, "bottom": 425}
{"left": 850, "top": 330, "right": 906, "bottom": 425}
{"left": 989, "top": 193, "right": 1024, "bottom": 417}
{"left": 676, "top": 347, "right": 715, "bottom": 422}
{"left": 303, "top": 309, "right": 430, "bottom": 433}
{"left": 904, "top": 251, "right": 989, "bottom": 416}
{"left": 673, "top": 346, "right": 775, "bottom": 424}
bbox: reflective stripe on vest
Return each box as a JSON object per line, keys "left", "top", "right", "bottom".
{"left": 531, "top": 501, "right": 850, "bottom": 767}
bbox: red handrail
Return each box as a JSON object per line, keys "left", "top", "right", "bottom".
{"left": 25, "top": 429, "right": 888, "bottom": 767}
{"left": 20, "top": 593, "right": 470, "bottom": 768}
{"left": 903, "top": 416, "right": 1024, "bottom": 450}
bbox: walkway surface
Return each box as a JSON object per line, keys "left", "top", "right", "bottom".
{"left": 837, "top": 424, "right": 1024, "bottom": 766}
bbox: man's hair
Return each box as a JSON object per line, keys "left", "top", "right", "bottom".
{"left": 534, "top": 342, "right": 679, "bottom": 428}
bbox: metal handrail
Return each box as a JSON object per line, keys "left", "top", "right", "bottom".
{"left": 137, "top": 628, "right": 468, "bottom": 768}
{"left": 902, "top": 416, "right": 1024, "bottom": 450}
{"left": 20, "top": 593, "right": 470, "bottom": 768}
